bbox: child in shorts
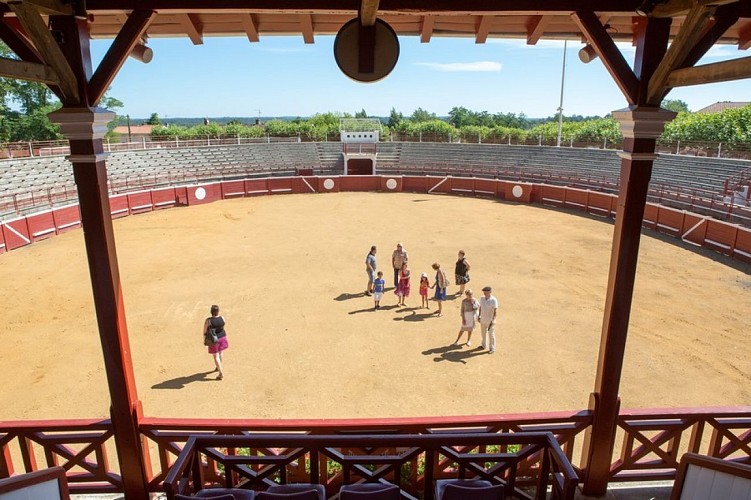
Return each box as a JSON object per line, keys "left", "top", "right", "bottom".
{"left": 373, "top": 271, "right": 385, "bottom": 309}
{"left": 419, "top": 272, "right": 430, "bottom": 309}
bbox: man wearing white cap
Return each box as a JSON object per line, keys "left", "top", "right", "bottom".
{"left": 478, "top": 286, "right": 499, "bottom": 353}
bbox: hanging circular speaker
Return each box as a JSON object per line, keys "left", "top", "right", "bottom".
{"left": 334, "top": 18, "right": 399, "bottom": 83}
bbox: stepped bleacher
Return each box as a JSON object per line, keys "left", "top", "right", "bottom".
{"left": 1, "top": 141, "right": 748, "bottom": 224}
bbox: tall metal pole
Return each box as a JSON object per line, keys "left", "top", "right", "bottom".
{"left": 126, "top": 114, "right": 132, "bottom": 143}
{"left": 556, "top": 40, "right": 567, "bottom": 147}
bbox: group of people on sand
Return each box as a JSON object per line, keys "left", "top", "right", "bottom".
{"left": 366, "top": 243, "right": 500, "bottom": 354}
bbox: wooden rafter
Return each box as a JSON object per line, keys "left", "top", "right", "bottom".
{"left": 300, "top": 14, "right": 313, "bottom": 43}
{"left": 179, "top": 13, "right": 202, "bottom": 45}
{"left": 667, "top": 55, "right": 751, "bottom": 87}
{"left": 646, "top": 3, "right": 720, "bottom": 103}
{"left": 17, "top": 0, "right": 73, "bottom": 16}
{"left": 359, "top": 0, "right": 379, "bottom": 27}
{"left": 651, "top": 0, "right": 738, "bottom": 17}
{"left": 680, "top": 5, "right": 740, "bottom": 69}
{"left": 88, "top": 9, "right": 155, "bottom": 105}
{"left": 475, "top": 15, "right": 492, "bottom": 44}
{"left": 572, "top": 10, "right": 638, "bottom": 105}
{"left": 526, "top": 15, "right": 549, "bottom": 45}
{"left": 0, "top": 56, "right": 58, "bottom": 83}
{"left": 739, "top": 22, "right": 751, "bottom": 50}
{"left": 8, "top": 1, "right": 79, "bottom": 103}
{"left": 240, "top": 13, "right": 259, "bottom": 42}
{"left": 420, "top": 14, "right": 434, "bottom": 43}
{"left": 0, "top": 18, "right": 42, "bottom": 63}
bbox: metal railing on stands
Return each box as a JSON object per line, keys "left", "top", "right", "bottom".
{"left": 3, "top": 135, "right": 751, "bottom": 160}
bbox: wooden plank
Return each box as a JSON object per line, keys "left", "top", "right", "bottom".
{"left": 526, "top": 15, "right": 549, "bottom": 45}
{"left": 420, "top": 14, "right": 434, "bottom": 43}
{"left": 239, "top": 13, "right": 259, "bottom": 42}
{"left": 88, "top": 10, "right": 156, "bottom": 105}
{"left": 739, "top": 22, "right": 751, "bottom": 50}
{"left": 8, "top": 1, "right": 79, "bottom": 103}
{"left": 572, "top": 10, "right": 638, "bottom": 104}
{"left": 20, "top": 0, "right": 74, "bottom": 16}
{"left": 646, "top": 2, "right": 716, "bottom": 104}
{"left": 0, "top": 56, "right": 59, "bottom": 84}
{"left": 359, "top": 0, "right": 379, "bottom": 27}
{"left": 300, "top": 13, "right": 314, "bottom": 43}
{"left": 475, "top": 15, "right": 492, "bottom": 43}
{"left": 667, "top": 56, "right": 751, "bottom": 88}
{"left": 179, "top": 13, "right": 203, "bottom": 44}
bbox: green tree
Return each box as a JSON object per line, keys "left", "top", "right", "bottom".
{"left": 410, "top": 107, "right": 436, "bottom": 122}
{"left": 387, "top": 107, "right": 403, "bottom": 128}
{"left": 448, "top": 106, "right": 472, "bottom": 128}
{"left": 354, "top": 108, "right": 367, "bottom": 118}
{"left": 662, "top": 99, "right": 690, "bottom": 113}
{"left": 146, "top": 112, "right": 162, "bottom": 125}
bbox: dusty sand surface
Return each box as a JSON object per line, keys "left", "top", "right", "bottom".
{"left": 1, "top": 192, "right": 749, "bottom": 421}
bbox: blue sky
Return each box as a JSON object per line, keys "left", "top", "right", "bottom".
{"left": 90, "top": 35, "right": 750, "bottom": 120}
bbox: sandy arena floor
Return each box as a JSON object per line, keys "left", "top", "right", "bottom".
{"left": 1, "top": 192, "right": 749, "bottom": 421}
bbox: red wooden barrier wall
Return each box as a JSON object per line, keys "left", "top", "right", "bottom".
{"left": 26, "top": 211, "right": 56, "bottom": 242}
{"left": 0, "top": 175, "right": 748, "bottom": 268}
{"left": 52, "top": 205, "right": 81, "bottom": 234}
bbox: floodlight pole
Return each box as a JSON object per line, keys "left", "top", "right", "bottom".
{"left": 556, "top": 40, "right": 567, "bottom": 147}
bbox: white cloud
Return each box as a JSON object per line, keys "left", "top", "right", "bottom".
{"left": 414, "top": 61, "right": 502, "bottom": 72}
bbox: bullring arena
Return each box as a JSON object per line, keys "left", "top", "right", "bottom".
{"left": 1, "top": 140, "right": 751, "bottom": 498}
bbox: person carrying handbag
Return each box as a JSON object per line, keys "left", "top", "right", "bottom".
{"left": 203, "top": 304, "right": 229, "bottom": 380}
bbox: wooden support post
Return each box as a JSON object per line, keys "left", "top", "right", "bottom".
{"left": 580, "top": 106, "right": 676, "bottom": 496}
{"left": 48, "top": 107, "right": 150, "bottom": 500}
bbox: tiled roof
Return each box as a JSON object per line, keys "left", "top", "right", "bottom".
{"left": 696, "top": 102, "right": 751, "bottom": 114}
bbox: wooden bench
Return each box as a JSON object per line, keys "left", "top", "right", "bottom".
{"left": 671, "top": 453, "right": 751, "bottom": 500}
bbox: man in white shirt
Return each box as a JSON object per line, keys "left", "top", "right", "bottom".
{"left": 478, "top": 286, "right": 499, "bottom": 353}
{"left": 391, "top": 243, "right": 408, "bottom": 288}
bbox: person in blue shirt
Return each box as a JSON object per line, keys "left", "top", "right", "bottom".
{"left": 373, "top": 271, "right": 385, "bottom": 309}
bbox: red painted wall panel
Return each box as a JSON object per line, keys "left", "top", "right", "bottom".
{"left": 53, "top": 205, "right": 81, "bottom": 233}
{"left": 151, "top": 187, "right": 177, "bottom": 209}
{"left": 642, "top": 204, "right": 658, "bottom": 230}
{"left": 221, "top": 180, "right": 246, "bottom": 198}
{"left": 293, "top": 177, "right": 317, "bottom": 194}
{"left": 380, "top": 176, "right": 402, "bottom": 193}
{"left": 340, "top": 176, "right": 379, "bottom": 191}
{"left": 267, "top": 177, "right": 294, "bottom": 194}
{"left": 505, "top": 182, "right": 531, "bottom": 203}
{"left": 449, "top": 177, "right": 474, "bottom": 195}
{"left": 174, "top": 186, "right": 189, "bottom": 205}
{"left": 426, "top": 176, "right": 452, "bottom": 195}
{"left": 317, "top": 176, "right": 340, "bottom": 193}
{"left": 733, "top": 228, "right": 751, "bottom": 263}
{"left": 110, "top": 194, "right": 130, "bottom": 219}
{"left": 127, "top": 191, "right": 153, "bottom": 213}
{"left": 245, "top": 179, "right": 268, "bottom": 196}
{"left": 704, "top": 220, "right": 737, "bottom": 255}
{"left": 26, "top": 211, "right": 56, "bottom": 241}
{"left": 563, "top": 189, "right": 588, "bottom": 212}
{"left": 681, "top": 214, "right": 707, "bottom": 245}
{"left": 541, "top": 185, "right": 565, "bottom": 207}
{"left": 654, "top": 207, "right": 683, "bottom": 235}
{"left": 402, "top": 176, "right": 431, "bottom": 193}
{"left": 2, "top": 218, "right": 31, "bottom": 250}
{"left": 587, "top": 192, "right": 615, "bottom": 217}
{"left": 473, "top": 178, "right": 497, "bottom": 197}
{"left": 0, "top": 224, "right": 5, "bottom": 254}
{"left": 186, "top": 183, "right": 222, "bottom": 205}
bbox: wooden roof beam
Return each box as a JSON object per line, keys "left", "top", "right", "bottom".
{"left": 88, "top": 9, "right": 155, "bottom": 105}
{"left": 179, "top": 13, "right": 202, "bottom": 45}
{"left": 300, "top": 14, "right": 313, "bottom": 43}
{"left": 16, "top": 0, "right": 73, "bottom": 16}
{"left": 8, "top": 1, "right": 79, "bottom": 103}
{"left": 666, "top": 55, "right": 751, "bottom": 87}
{"left": 475, "top": 15, "right": 492, "bottom": 43}
{"left": 0, "top": 56, "right": 58, "bottom": 84}
{"left": 526, "top": 15, "right": 549, "bottom": 45}
{"left": 739, "top": 22, "right": 751, "bottom": 50}
{"left": 359, "top": 0, "right": 379, "bottom": 27}
{"left": 240, "top": 13, "right": 259, "bottom": 42}
{"left": 420, "top": 15, "right": 434, "bottom": 43}
{"left": 646, "top": 2, "right": 718, "bottom": 104}
{"left": 572, "top": 10, "right": 638, "bottom": 104}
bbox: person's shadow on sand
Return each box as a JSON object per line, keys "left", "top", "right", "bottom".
{"left": 334, "top": 292, "right": 369, "bottom": 301}
{"left": 152, "top": 370, "right": 216, "bottom": 389}
{"left": 425, "top": 345, "right": 486, "bottom": 364}
{"left": 394, "top": 309, "right": 436, "bottom": 322}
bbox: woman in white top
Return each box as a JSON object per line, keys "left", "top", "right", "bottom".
{"left": 452, "top": 289, "right": 479, "bottom": 347}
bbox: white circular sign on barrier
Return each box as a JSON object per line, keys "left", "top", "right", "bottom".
{"left": 195, "top": 187, "right": 206, "bottom": 200}
{"left": 512, "top": 185, "right": 524, "bottom": 199}
{"left": 385, "top": 178, "right": 398, "bottom": 190}
{"left": 323, "top": 178, "right": 335, "bottom": 190}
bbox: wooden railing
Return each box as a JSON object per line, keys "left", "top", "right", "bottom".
{"left": 1, "top": 408, "right": 749, "bottom": 495}
{"left": 161, "top": 432, "right": 578, "bottom": 500}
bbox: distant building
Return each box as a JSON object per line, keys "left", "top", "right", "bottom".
{"left": 696, "top": 101, "right": 751, "bottom": 114}
{"left": 112, "top": 124, "right": 154, "bottom": 142}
